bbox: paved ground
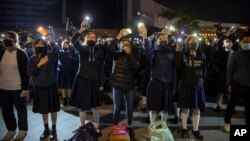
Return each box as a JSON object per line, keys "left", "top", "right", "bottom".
{"left": 0, "top": 93, "right": 246, "bottom": 141}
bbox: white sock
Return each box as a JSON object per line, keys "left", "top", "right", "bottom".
{"left": 181, "top": 112, "right": 188, "bottom": 129}
{"left": 177, "top": 108, "right": 180, "bottom": 117}
{"left": 79, "top": 111, "right": 86, "bottom": 126}
{"left": 142, "top": 96, "right": 147, "bottom": 105}
{"left": 192, "top": 113, "right": 200, "bottom": 131}
{"left": 160, "top": 111, "right": 168, "bottom": 122}
{"left": 149, "top": 111, "right": 156, "bottom": 123}
{"left": 92, "top": 109, "right": 100, "bottom": 128}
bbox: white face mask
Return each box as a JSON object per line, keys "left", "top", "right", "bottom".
{"left": 240, "top": 43, "right": 250, "bottom": 51}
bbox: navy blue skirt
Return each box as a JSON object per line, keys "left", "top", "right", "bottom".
{"left": 58, "top": 71, "right": 75, "bottom": 89}
{"left": 70, "top": 76, "right": 100, "bottom": 110}
{"left": 33, "top": 85, "right": 60, "bottom": 114}
{"left": 146, "top": 80, "right": 174, "bottom": 112}
{"left": 178, "top": 85, "right": 206, "bottom": 109}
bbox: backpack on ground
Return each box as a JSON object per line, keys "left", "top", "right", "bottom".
{"left": 66, "top": 122, "right": 97, "bottom": 141}
{"left": 148, "top": 120, "right": 174, "bottom": 141}
{"left": 108, "top": 123, "right": 130, "bottom": 141}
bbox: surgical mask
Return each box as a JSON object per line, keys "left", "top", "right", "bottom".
{"left": 87, "top": 40, "right": 96, "bottom": 47}
{"left": 240, "top": 43, "right": 250, "bottom": 51}
{"left": 3, "top": 39, "right": 15, "bottom": 47}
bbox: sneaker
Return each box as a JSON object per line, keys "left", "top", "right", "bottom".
{"left": 224, "top": 123, "right": 230, "bottom": 133}
{"left": 1, "top": 131, "right": 17, "bottom": 141}
{"left": 49, "top": 130, "right": 57, "bottom": 140}
{"left": 95, "top": 128, "right": 102, "bottom": 137}
{"left": 216, "top": 106, "right": 221, "bottom": 113}
{"left": 181, "top": 129, "right": 188, "bottom": 138}
{"left": 13, "top": 130, "right": 27, "bottom": 141}
{"left": 193, "top": 130, "right": 204, "bottom": 140}
{"left": 40, "top": 129, "right": 50, "bottom": 140}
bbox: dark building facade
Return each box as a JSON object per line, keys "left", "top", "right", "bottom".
{"left": 0, "top": 0, "right": 62, "bottom": 30}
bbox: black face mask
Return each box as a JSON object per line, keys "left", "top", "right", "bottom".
{"left": 159, "top": 41, "right": 168, "bottom": 48}
{"left": 63, "top": 48, "right": 69, "bottom": 52}
{"left": 168, "top": 39, "right": 176, "bottom": 47}
{"left": 35, "top": 46, "right": 46, "bottom": 57}
{"left": 188, "top": 44, "right": 197, "bottom": 51}
{"left": 3, "top": 39, "right": 15, "bottom": 47}
{"left": 87, "top": 40, "right": 96, "bottom": 47}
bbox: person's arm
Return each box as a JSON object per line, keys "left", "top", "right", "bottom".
{"left": 201, "top": 55, "right": 207, "bottom": 80}
{"left": 99, "top": 50, "right": 105, "bottom": 90}
{"left": 107, "top": 29, "right": 128, "bottom": 60}
{"left": 226, "top": 53, "right": 235, "bottom": 93}
{"left": 143, "top": 38, "right": 153, "bottom": 59}
{"left": 71, "top": 26, "right": 88, "bottom": 51}
{"left": 27, "top": 57, "right": 40, "bottom": 76}
{"left": 20, "top": 50, "right": 29, "bottom": 91}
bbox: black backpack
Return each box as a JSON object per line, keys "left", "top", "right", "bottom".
{"left": 66, "top": 122, "right": 97, "bottom": 141}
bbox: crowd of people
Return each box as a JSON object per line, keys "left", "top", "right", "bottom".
{"left": 0, "top": 22, "right": 249, "bottom": 141}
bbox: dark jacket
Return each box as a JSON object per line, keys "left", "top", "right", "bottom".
{"left": 27, "top": 43, "right": 59, "bottom": 87}
{"left": 144, "top": 39, "right": 176, "bottom": 84}
{"left": 226, "top": 50, "right": 250, "bottom": 87}
{"left": 0, "top": 48, "right": 29, "bottom": 90}
{"left": 174, "top": 51, "right": 206, "bottom": 88}
{"left": 71, "top": 32, "right": 105, "bottom": 85}
{"left": 58, "top": 48, "right": 79, "bottom": 74}
{"left": 109, "top": 38, "right": 140, "bottom": 89}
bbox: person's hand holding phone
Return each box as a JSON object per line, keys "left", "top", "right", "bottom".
{"left": 138, "top": 23, "right": 147, "bottom": 39}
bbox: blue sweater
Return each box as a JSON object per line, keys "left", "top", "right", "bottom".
{"left": 144, "top": 39, "right": 176, "bottom": 84}
{"left": 27, "top": 43, "right": 59, "bottom": 87}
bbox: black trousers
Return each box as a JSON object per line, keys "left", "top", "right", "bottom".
{"left": 224, "top": 82, "right": 250, "bottom": 125}
{"left": 0, "top": 89, "right": 28, "bottom": 131}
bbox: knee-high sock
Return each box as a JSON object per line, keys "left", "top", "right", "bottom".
{"left": 92, "top": 109, "right": 100, "bottom": 128}
{"left": 192, "top": 109, "right": 200, "bottom": 131}
{"left": 160, "top": 111, "right": 168, "bottom": 122}
{"left": 142, "top": 96, "right": 147, "bottom": 105}
{"left": 149, "top": 111, "right": 157, "bottom": 123}
{"left": 79, "top": 110, "right": 86, "bottom": 126}
{"left": 181, "top": 111, "right": 188, "bottom": 129}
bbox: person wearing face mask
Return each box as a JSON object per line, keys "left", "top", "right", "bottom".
{"left": 27, "top": 37, "right": 60, "bottom": 140}
{"left": 140, "top": 29, "right": 176, "bottom": 125}
{"left": 108, "top": 29, "right": 140, "bottom": 140}
{"left": 174, "top": 36, "right": 206, "bottom": 140}
{"left": 70, "top": 23, "right": 105, "bottom": 137}
{"left": 23, "top": 34, "right": 35, "bottom": 59}
{"left": 224, "top": 31, "right": 250, "bottom": 132}
{"left": 0, "top": 31, "right": 29, "bottom": 141}
{"left": 58, "top": 40, "right": 79, "bottom": 106}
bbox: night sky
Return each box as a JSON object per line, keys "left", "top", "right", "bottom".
{"left": 155, "top": 0, "right": 250, "bottom": 25}
{"left": 66, "top": 0, "right": 122, "bottom": 28}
